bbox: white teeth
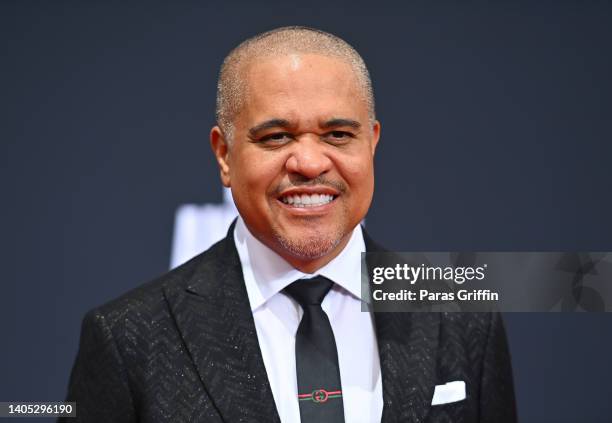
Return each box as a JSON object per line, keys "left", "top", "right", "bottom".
{"left": 280, "top": 193, "right": 335, "bottom": 207}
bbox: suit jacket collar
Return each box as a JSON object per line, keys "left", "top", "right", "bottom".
{"left": 165, "top": 222, "right": 439, "bottom": 423}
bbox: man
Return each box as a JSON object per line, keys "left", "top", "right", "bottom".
{"left": 63, "top": 27, "right": 516, "bottom": 422}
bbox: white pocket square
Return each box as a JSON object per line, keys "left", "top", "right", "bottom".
{"left": 431, "top": 380, "right": 466, "bottom": 405}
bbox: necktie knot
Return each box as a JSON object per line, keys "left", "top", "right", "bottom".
{"left": 284, "top": 276, "right": 334, "bottom": 307}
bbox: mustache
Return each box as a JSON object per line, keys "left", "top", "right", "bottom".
{"left": 274, "top": 175, "right": 347, "bottom": 195}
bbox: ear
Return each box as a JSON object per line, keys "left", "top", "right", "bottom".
{"left": 370, "top": 120, "right": 381, "bottom": 156}
{"left": 210, "top": 126, "right": 231, "bottom": 187}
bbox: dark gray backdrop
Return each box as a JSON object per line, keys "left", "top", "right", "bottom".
{"left": 2, "top": 1, "right": 611, "bottom": 422}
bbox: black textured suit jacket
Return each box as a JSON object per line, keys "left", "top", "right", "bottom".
{"left": 62, "top": 224, "right": 517, "bottom": 422}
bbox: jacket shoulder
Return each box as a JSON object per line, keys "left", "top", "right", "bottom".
{"left": 89, "top": 236, "right": 230, "bottom": 328}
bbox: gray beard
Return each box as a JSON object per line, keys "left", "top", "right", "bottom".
{"left": 275, "top": 228, "right": 345, "bottom": 261}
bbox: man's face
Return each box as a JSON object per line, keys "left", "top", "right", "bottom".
{"left": 211, "top": 53, "right": 380, "bottom": 271}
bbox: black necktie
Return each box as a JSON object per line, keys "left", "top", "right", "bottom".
{"left": 284, "top": 276, "right": 345, "bottom": 423}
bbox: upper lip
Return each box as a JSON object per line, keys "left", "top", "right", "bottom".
{"left": 277, "top": 186, "right": 340, "bottom": 198}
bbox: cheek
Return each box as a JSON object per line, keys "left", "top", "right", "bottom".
{"left": 232, "top": 151, "right": 284, "bottom": 195}
{"left": 339, "top": 157, "right": 375, "bottom": 213}
{"left": 341, "top": 154, "right": 375, "bottom": 188}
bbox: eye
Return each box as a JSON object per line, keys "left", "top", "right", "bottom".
{"left": 323, "top": 131, "right": 354, "bottom": 144}
{"left": 259, "top": 132, "right": 294, "bottom": 144}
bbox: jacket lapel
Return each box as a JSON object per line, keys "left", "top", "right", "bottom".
{"left": 163, "top": 222, "right": 280, "bottom": 423}
{"left": 363, "top": 228, "right": 440, "bottom": 423}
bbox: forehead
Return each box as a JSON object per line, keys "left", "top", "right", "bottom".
{"left": 239, "top": 53, "right": 368, "bottom": 124}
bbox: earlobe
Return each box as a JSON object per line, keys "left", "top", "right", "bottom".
{"left": 210, "top": 126, "right": 231, "bottom": 187}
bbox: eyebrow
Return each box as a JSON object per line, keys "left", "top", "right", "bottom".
{"left": 247, "top": 117, "right": 362, "bottom": 138}
{"left": 248, "top": 119, "right": 293, "bottom": 137}
{"left": 320, "top": 118, "right": 361, "bottom": 130}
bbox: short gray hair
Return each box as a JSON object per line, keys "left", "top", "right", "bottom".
{"left": 215, "top": 26, "right": 375, "bottom": 142}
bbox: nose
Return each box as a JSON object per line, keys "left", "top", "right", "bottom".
{"left": 285, "top": 134, "right": 333, "bottom": 179}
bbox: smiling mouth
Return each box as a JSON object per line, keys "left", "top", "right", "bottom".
{"left": 279, "top": 193, "right": 337, "bottom": 208}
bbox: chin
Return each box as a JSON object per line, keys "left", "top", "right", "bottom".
{"left": 275, "top": 229, "right": 344, "bottom": 261}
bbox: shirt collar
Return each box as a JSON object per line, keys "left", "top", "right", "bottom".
{"left": 234, "top": 217, "right": 366, "bottom": 312}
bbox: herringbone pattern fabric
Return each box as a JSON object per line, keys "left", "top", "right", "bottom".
{"left": 60, "top": 223, "right": 516, "bottom": 422}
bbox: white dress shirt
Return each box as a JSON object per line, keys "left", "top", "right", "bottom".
{"left": 234, "top": 217, "right": 383, "bottom": 423}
